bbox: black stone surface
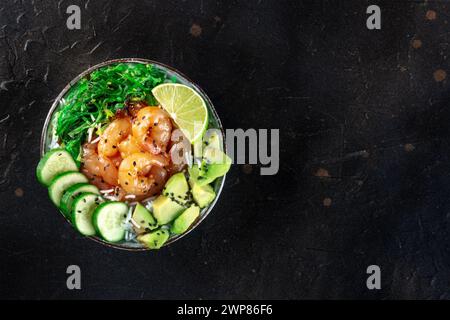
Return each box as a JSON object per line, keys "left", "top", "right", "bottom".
{"left": 1, "top": 0, "right": 450, "bottom": 299}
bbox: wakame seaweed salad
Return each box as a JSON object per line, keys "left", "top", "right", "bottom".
{"left": 56, "top": 63, "right": 175, "bottom": 161}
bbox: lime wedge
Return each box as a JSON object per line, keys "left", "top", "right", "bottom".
{"left": 152, "top": 83, "right": 208, "bottom": 143}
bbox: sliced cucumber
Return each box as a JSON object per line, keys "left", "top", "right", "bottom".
{"left": 36, "top": 148, "right": 78, "bottom": 186}
{"left": 48, "top": 172, "right": 88, "bottom": 207}
{"left": 93, "top": 202, "right": 128, "bottom": 242}
{"left": 60, "top": 183, "right": 100, "bottom": 217}
{"left": 72, "top": 193, "right": 103, "bottom": 236}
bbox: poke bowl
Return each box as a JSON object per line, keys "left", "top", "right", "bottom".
{"left": 38, "top": 58, "right": 230, "bottom": 250}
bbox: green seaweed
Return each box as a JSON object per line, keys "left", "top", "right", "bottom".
{"left": 55, "top": 63, "right": 175, "bottom": 161}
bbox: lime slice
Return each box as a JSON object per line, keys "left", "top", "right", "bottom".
{"left": 152, "top": 83, "right": 208, "bottom": 143}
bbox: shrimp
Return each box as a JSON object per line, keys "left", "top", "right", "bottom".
{"left": 146, "top": 165, "right": 168, "bottom": 197}
{"left": 109, "top": 153, "right": 123, "bottom": 168}
{"left": 98, "top": 117, "right": 131, "bottom": 158}
{"left": 118, "top": 152, "right": 169, "bottom": 196}
{"left": 126, "top": 100, "right": 148, "bottom": 118}
{"left": 118, "top": 135, "right": 143, "bottom": 159}
{"left": 82, "top": 143, "right": 119, "bottom": 186}
{"left": 132, "top": 106, "right": 172, "bottom": 154}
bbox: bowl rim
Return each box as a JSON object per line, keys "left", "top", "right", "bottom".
{"left": 40, "top": 58, "right": 226, "bottom": 251}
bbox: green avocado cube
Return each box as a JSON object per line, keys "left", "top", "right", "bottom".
{"left": 191, "top": 182, "right": 216, "bottom": 208}
{"left": 170, "top": 206, "right": 200, "bottom": 235}
{"left": 131, "top": 203, "right": 158, "bottom": 234}
{"left": 137, "top": 229, "right": 170, "bottom": 249}
{"left": 199, "top": 147, "right": 231, "bottom": 181}
{"left": 162, "top": 172, "right": 190, "bottom": 206}
{"left": 152, "top": 195, "right": 185, "bottom": 225}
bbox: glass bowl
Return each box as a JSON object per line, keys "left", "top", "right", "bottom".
{"left": 40, "top": 58, "right": 226, "bottom": 251}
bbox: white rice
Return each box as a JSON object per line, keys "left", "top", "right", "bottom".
{"left": 100, "top": 189, "right": 115, "bottom": 194}
{"left": 90, "top": 136, "right": 100, "bottom": 144}
{"left": 87, "top": 127, "right": 94, "bottom": 143}
{"left": 130, "top": 219, "right": 141, "bottom": 229}
{"left": 102, "top": 194, "right": 119, "bottom": 201}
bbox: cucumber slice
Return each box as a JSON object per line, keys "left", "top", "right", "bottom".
{"left": 93, "top": 202, "right": 128, "bottom": 242}
{"left": 72, "top": 193, "right": 103, "bottom": 236}
{"left": 36, "top": 148, "right": 78, "bottom": 186}
{"left": 60, "top": 183, "right": 100, "bottom": 217}
{"left": 48, "top": 172, "right": 88, "bottom": 207}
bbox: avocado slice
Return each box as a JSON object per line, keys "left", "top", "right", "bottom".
{"left": 191, "top": 182, "right": 216, "bottom": 208}
{"left": 137, "top": 229, "right": 170, "bottom": 249}
{"left": 162, "top": 172, "right": 190, "bottom": 206}
{"left": 171, "top": 206, "right": 200, "bottom": 235}
{"left": 152, "top": 195, "right": 185, "bottom": 225}
{"left": 131, "top": 203, "right": 158, "bottom": 234}
{"left": 188, "top": 165, "right": 213, "bottom": 187}
{"left": 199, "top": 147, "right": 232, "bottom": 181}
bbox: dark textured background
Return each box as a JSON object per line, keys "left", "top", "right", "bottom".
{"left": 1, "top": 0, "right": 450, "bottom": 299}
